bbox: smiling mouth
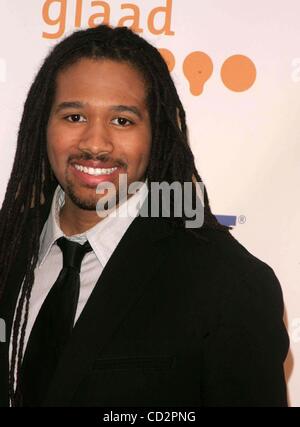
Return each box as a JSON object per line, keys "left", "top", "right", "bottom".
{"left": 73, "top": 164, "right": 118, "bottom": 176}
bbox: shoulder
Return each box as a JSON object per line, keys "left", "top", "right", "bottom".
{"left": 169, "top": 226, "right": 288, "bottom": 355}
{"left": 169, "top": 225, "right": 271, "bottom": 274}
{"left": 168, "top": 226, "right": 285, "bottom": 313}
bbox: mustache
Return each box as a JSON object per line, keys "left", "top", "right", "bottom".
{"left": 68, "top": 152, "right": 127, "bottom": 168}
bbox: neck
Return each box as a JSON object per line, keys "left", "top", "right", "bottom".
{"left": 59, "top": 199, "right": 103, "bottom": 236}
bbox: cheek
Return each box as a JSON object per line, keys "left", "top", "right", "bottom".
{"left": 46, "top": 128, "right": 68, "bottom": 179}
{"left": 47, "top": 127, "right": 67, "bottom": 160}
{"left": 139, "top": 150, "right": 151, "bottom": 168}
{"left": 140, "top": 140, "right": 152, "bottom": 169}
{"left": 128, "top": 144, "right": 151, "bottom": 174}
{"left": 135, "top": 130, "right": 152, "bottom": 165}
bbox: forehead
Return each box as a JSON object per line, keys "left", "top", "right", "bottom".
{"left": 53, "top": 58, "right": 148, "bottom": 106}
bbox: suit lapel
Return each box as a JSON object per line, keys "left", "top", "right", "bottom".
{"left": 43, "top": 214, "right": 174, "bottom": 406}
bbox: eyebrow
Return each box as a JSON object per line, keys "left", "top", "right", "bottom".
{"left": 111, "top": 105, "right": 142, "bottom": 119}
{"left": 54, "top": 101, "right": 143, "bottom": 119}
{"left": 54, "top": 101, "right": 84, "bottom": 113}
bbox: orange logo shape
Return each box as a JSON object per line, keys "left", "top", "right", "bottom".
{"left": 183, "top": 51, "right": 213, "bottom": 96}
{"left": 158, "top": 48, "right": 175, "bottom": 72}
{"left": 221, "top": 54, "right": 256, "bottom": 92}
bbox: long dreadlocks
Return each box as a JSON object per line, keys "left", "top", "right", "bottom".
{"left": 0, "top": 24, "right": 231, "bottom": 405}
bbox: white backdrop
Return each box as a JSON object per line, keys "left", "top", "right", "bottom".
{"left": 0, "top": 0, "right": 299, "bottom": 406}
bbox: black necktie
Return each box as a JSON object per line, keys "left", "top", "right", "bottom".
{"left": 18, "top": 237, "right": 92, "bottom": 407}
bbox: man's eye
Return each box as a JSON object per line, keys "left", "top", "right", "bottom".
{"left": 65, "top": 114, "right": 86, "bottom": 123}
{"left": 111, "top": 117, "right": 133, "bottom": 127}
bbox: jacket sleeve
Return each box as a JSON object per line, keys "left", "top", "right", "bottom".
{"left": 201, "top": 262, "right": 289, "bottom": 407}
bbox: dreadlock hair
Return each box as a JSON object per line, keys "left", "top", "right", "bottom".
{"left": 0, "top": 24, "right": 231, "bottom": 406}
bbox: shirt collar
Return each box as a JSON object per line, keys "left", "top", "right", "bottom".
{"left": 38, "top": 182, "right": 148, "bottom": 268}
{"left": 38, "top": 186, "right": 65, "bottom": 266}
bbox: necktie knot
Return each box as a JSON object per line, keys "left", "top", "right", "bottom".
{"left": 56, "top": 237, "right": 92, "bottom": 272}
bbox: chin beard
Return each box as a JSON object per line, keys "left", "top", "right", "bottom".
{"left": 67, "top": 187, "right": 97, "bottom": 211}
{"left": 65, "top": 183, "right": 120, "bottom": 212}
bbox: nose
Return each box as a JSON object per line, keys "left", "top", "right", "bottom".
{"left": 78, "top": 119, "right": 113, "bottom": 155}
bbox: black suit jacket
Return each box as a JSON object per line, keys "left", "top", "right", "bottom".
{"left": 0, "top": 211, "right": 289, "bottom": 407}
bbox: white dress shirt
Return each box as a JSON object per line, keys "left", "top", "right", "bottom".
{"left": 10, "top": 181, "right": 148, "bottom": 370}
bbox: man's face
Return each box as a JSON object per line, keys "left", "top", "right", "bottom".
{"left": 47, "top": 58, "right": 152, "bottom": 211}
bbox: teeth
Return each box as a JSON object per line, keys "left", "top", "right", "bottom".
{"left": 74, "top": 164, "right": 118, "bottom": 176}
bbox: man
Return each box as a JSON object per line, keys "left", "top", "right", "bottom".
{"left": 0, "top": 25, "right": 289, "bottom": 407}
